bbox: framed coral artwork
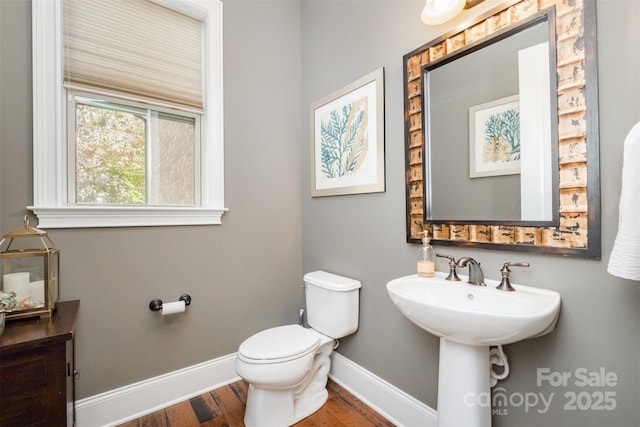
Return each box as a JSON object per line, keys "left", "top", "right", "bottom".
{"left": 469, "top": 94, "right": 520, "bottom": 178}
{"left": 310, "top": 67, "right": 385, "bottom": 197}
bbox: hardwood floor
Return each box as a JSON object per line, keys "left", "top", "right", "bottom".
{"left": 116, "top": 379, "right": 395, "bottom": 427}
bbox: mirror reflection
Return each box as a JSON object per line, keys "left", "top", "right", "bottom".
{"left": 425, "top": 16, "right": 557, "bottom": 223}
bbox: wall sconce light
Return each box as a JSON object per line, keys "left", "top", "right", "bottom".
{"left": 421, "top": 0, "right": 484, "bottom": 26}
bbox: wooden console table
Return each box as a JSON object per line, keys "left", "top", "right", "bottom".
{"left": 0, "top": 300, "right": 79, "bottom": 426}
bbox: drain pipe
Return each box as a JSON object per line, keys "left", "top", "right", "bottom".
{"left": 489, "top": 345, "right": 510, "bottom": 387}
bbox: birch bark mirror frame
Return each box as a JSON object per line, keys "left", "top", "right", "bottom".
{"left": 403, "top": 0, "right": 601, "bottom": 258}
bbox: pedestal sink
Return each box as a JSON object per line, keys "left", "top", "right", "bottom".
{"left": 387, "top": 272, "right": 561, "bottom": 427}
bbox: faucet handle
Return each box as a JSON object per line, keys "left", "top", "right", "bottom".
{"left": 436, "top": 254, "right": 461, "bottom": 281}
{"left": 504, "top": 262, "right": 530, "bottom": 269}
{"left": 496, "top": 262, "right": 530, "bottom": 291}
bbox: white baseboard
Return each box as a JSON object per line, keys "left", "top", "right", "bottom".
{"left": 76, "top": 352, "right": 437, "bottom": 427}
{"left": 76, "top": 354, "right": 240, "bottom": 427}
{"left": 329, "top": 352, "right": 437, "bottom": 427}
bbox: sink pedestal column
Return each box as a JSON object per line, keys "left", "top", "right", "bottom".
{"left": 437, "top": 339, "right": 491, "bottom": 427}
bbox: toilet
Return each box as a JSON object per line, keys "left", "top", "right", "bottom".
{"left": 235, "top": 270, "right": 361, "bottom": 426}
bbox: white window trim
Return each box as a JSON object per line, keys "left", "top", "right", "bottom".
{"left": 30, "top": 0, "right": 226, "bottom": 228}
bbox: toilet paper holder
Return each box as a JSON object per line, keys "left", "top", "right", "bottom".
{"left": 149, "top": 294, "right": 192, "bottom": 311}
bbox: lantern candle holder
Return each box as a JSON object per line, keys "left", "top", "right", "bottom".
{"left": 0, "top": 216, "right": 59, "bottom": 320}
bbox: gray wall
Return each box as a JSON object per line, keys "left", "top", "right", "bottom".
{"left": 0, "top": 0, "right": 303, "bottom": 399}
{"left": 301, "top": 0, "right": 639, "bottom": 426}
{"left": 1, "top": 0, "right": 638, "bottom": 426}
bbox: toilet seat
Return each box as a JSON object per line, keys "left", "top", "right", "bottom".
{"left": 238, "top": 325, "right": 321, "bottom": 364}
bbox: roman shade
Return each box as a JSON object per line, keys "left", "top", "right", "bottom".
{"left": 63, "top": 0, "right": 203, "bottom": 110}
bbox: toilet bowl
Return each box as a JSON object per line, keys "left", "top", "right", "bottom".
{"left": 236, "top": 325, "right": 335, "bottom": 426}
{"left": 236, "top": 324, "right": 329, "bottom": 389}
{"left": 235, "top": 271, "right": 361, "bottom": 427}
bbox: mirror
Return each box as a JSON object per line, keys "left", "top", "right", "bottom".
{"left": 403, "top": 0, "right": 601, "bottom": 257}
{"left": 427, "top": 17, "right": 557, "bottom": 223}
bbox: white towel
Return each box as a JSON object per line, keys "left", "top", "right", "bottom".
{"left": 608, "top": 121, "right": 640, "bottom": 280}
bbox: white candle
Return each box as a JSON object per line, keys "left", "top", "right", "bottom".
{"left": 29, "top": 280, "right": 45, "bottom": 303}
{"left": 3, "top": 272, "right": 31, "bottom": 299}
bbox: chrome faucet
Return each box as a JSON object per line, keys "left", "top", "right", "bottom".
{"left": 456, "top": 257, "right": 486, "bottom": 286}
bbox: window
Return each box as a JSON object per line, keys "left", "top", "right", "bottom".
{"left": 70, "top": 93, "right": 199, "bottom": 206}
{"left": 30, "top": 0, "right": 225, "bottom": 228}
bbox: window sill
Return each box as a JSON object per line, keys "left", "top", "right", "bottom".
{"left": 27, "top": 206, "right": 228, "bottom": 228}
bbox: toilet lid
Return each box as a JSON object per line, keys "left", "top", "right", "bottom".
{"left": 238, "top": 325, "right": 320, "bottom": 363}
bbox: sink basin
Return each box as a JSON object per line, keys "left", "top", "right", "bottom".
{"left": 387, "top": 272, "right": 561, "bottom": 426}
{"left": 387, "top": 272, "right": 561, "bottom": 346}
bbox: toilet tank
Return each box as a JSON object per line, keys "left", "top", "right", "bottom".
{"left": 303, "top": 271, "right": 361, "bottom": 339}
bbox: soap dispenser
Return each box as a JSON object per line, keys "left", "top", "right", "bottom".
{"left": 417, "top": 230, "right": 436, "bottom": 278}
